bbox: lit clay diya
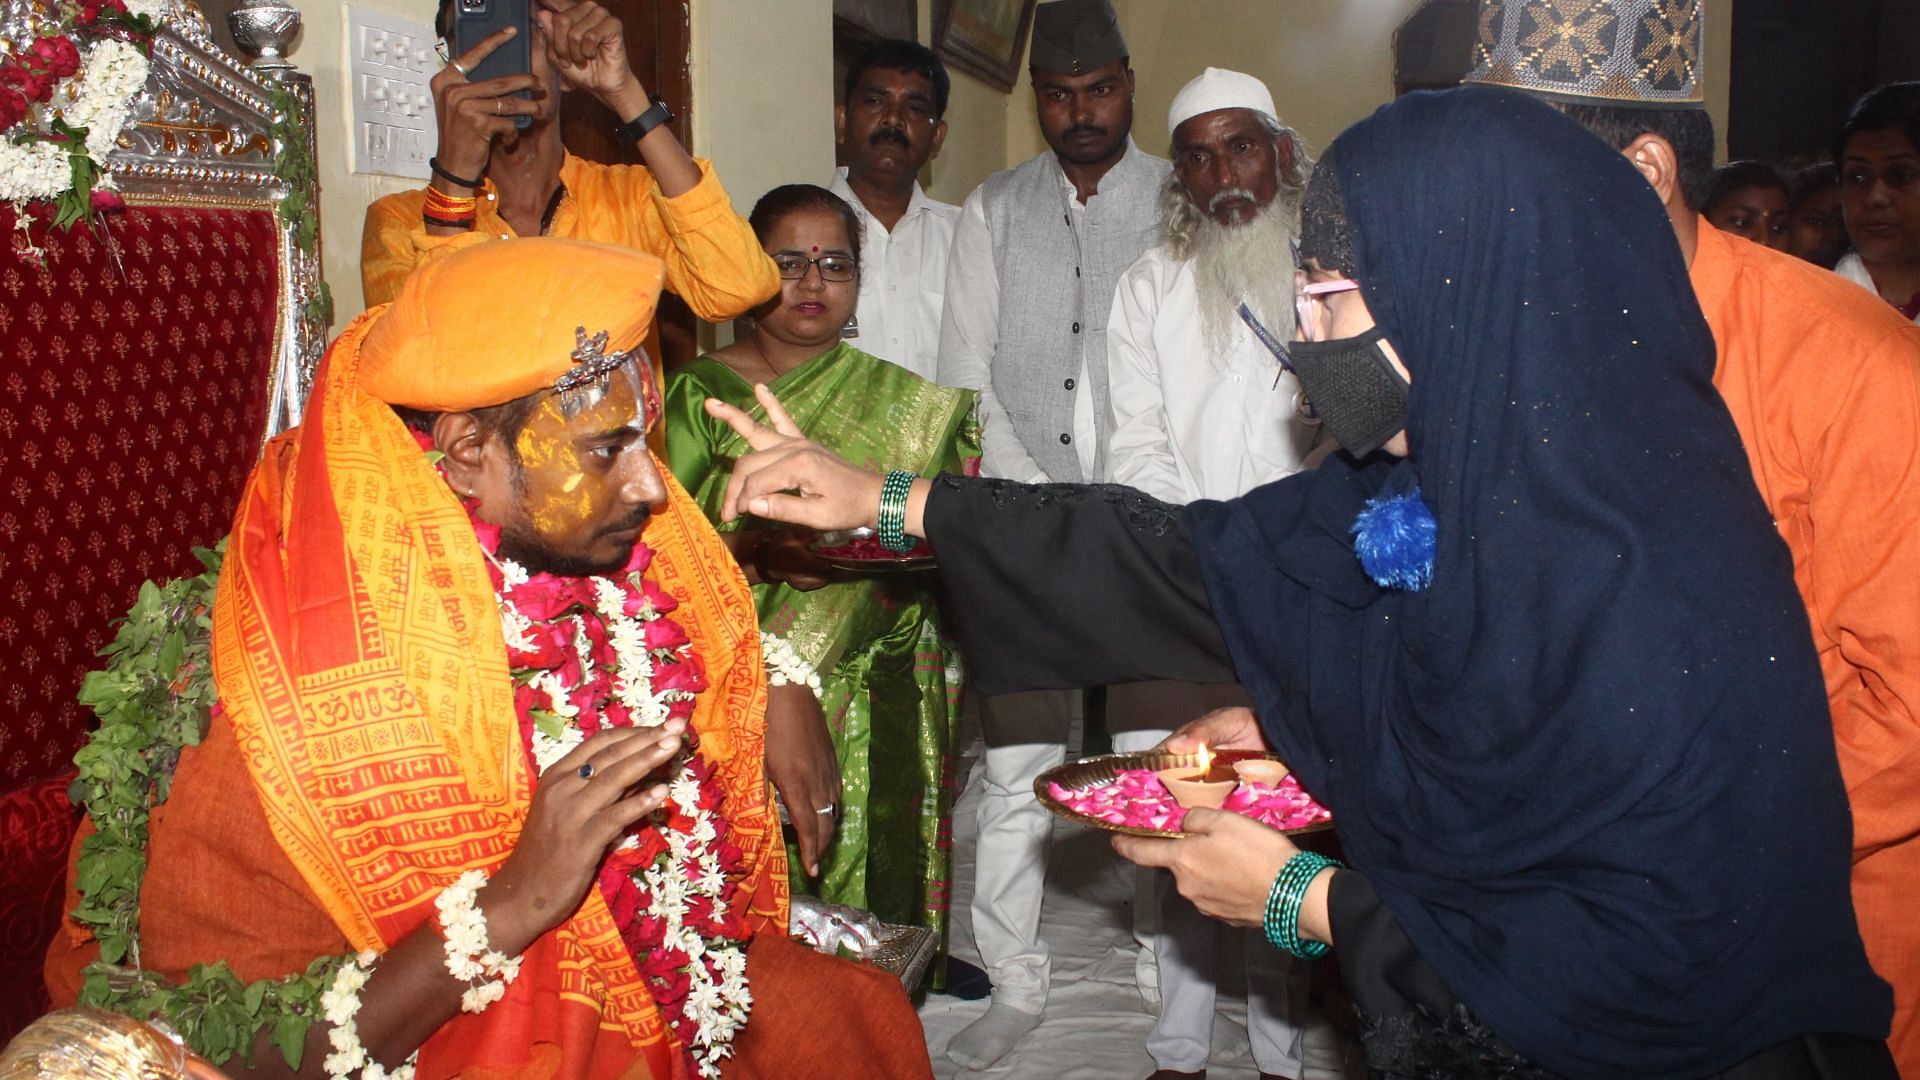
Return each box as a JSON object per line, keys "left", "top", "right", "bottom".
{"left": 1156, "top": 747, "right": 1237, "bottom": 809}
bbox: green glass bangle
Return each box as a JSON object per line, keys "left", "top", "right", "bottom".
{"left": 1263, "top": 850, "right": 1340, "bottom": 959}
{"left": 876, "top": 469, "right": 916, "bottom": 552}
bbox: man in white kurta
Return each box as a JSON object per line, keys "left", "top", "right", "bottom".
{"left": 1108, "top": 246, "right": 1322, "bottom": 502}
{"left": 829, "top": 39, "right": 962, "bottom": 380}
{"left": 1106, "top": 68, "right": 1321, "bottom": 1080}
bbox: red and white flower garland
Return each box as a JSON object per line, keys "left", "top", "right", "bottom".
{"left": 2, "top": 0, "right": 160, "bottom": 222}
{"left": 475, "top": 517, "right": 754, "bottom": 1079}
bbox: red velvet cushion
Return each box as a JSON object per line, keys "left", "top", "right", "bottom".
{"left": 0, "top": 202, "right": 278, "bottom": 789}
{"left": 0, "top": 772, "right": 81, "bottom": 1042}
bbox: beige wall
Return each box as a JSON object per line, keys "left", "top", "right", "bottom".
{"left": 688, "top": 0, "right": 837, "bottom": 215}
{"left": 927, "top": 0, "right": 1735, "bottom": 194}
{"left": 296, "top": 0, "right": 438, "bottom": 330}
{"left": 1113, "top": 0, "right": 1422, "bottom": 158}
{"left": 924, "top": 64, "right": 1021, "bottom": 204}
{"left": 294, "top": 0, "right": 1736, "bottom": 330}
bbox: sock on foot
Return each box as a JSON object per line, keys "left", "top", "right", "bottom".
{"left": 946, "top": 1002, "right": 1042, "bottom": 1070}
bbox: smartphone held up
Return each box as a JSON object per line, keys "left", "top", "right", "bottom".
{"left": 453, "top": 0, "right": 533, "bottom": 129}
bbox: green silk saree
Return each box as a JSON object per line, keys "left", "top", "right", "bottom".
{"left": 663, "top": 342, "right": 978, "bottom": 955}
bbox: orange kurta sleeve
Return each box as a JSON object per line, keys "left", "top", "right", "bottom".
{"left": 1693, "top": 222, "right": 1920, "bottom": 1072}
{"left": 359, "top": 187, "right": 486, "bottom": 308}
{"left": 1806, "top": 328, "right": 1920, "bottom": 858}
{"left": 358, "top": 158, "right": 777, "bottom": 319}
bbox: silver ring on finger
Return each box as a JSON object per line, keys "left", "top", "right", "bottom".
{"left": 577, "top": 762, "right": 596, "bottom": 780}
{"left": 494, "top": 98, "right": 504, "bottom": 116}
{"left": 814, "top": 805, "right": 835, "bottom": 817}
{"left": 450, "top": 60, "right": 469, "bottom": 77}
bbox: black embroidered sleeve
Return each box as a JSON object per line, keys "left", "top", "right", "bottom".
{"left": 922, "top": 475, "right": 1236, "bottom": 696}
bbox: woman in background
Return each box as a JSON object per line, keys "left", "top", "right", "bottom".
{"left": 1836, "top": 82, "right": 1920, "bottom": 323}
{"left": 663, "top": 184, "right": 977, "bottom": 961}
{"left": 702, "top": 90, "right": 1895, "bottom": 1079}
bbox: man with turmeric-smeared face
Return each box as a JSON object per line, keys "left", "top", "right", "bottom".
{"left": 45, "top": 238, "right": 933, "bottom": 1079}
{"left": 457, "top": 350, "right": 663, "bottom": 577}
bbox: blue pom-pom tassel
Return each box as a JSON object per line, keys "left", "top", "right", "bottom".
{"left": 1350, "top": 487, "right": 1437, "bottom": 591}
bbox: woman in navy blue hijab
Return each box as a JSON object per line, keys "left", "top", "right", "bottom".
{"left": 704, "top": 87, "right": 1894, "bottom": 1078}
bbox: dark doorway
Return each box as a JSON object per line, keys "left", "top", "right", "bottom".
{"left": 1727, "top": 0, "right": 1919, "bottom": 164}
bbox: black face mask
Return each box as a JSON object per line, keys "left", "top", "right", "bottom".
{"left": 1286, "top": 326, "right": 1409, "bottom": 457}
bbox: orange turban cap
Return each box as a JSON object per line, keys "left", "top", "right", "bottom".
{"left": 358, "top": 238, "right": 667, "bottom": 411}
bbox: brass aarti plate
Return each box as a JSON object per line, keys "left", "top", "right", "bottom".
{"left": 1035, "top": 750, "right": 1335, "bottom": 840}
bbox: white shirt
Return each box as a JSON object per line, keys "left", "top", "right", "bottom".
{"left": 1106, "top": 245, "right": 1321, "bottom": 503}
{"left": 828, "top": 168, "right": 961, "bottom": 380}
{"left": 939, "top": 167, "right": 1100, "bottom": 482}
{"left": 1835, "top": 252, "right": 1920, "bottom": 325}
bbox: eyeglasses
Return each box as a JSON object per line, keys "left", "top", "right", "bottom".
{"left": 1294, "top": 273, "right": 1359, "bottom": 343}
{"left": 772, "top": 253, "right": 858, "bottom": 282}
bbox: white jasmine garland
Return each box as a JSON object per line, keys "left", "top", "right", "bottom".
{"left": 491, "top": 550, "right": 752, "bottom": 1078}
{"left": 0, "top": 140, "right": 73, "bottom": 203}
{"left": 66, "top": 39, "right": 149, "bottom": 160}
{"left": 433, "top": 869, "right": 523, "bottom": 1014}
{"left": 758, "top": 632, "right": 822, "bottom": 698}
{"left": 320, "top": 950, "right": 418, "bottom": 1080}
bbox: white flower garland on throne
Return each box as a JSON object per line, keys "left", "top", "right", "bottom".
{"left": 1, "top": 35, "right": 149, "bottom": 203}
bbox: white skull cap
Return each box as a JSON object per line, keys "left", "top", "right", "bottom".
{"left": 1168, "top": 67, "right": 1277, "bottom": 137}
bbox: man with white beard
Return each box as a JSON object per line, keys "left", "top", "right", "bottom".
{"left": 1107, "top": 68, "right": 1320, "bottom": 506}
{"left": 1104, "top": 68, "right": 1320, "bottom": 1080}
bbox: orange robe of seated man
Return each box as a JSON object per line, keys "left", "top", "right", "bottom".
{"left": 1692, "top": 222, "right": 1920, "bottom": 1073}
{"left": 47, "top": 239, "right": 930, "bottom": 1080}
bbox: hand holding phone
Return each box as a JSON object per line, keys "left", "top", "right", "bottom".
{"left": 430, "top": 24, "right": 542, "bottom": 181}
{"left": 453, "top": 0, "right": 533, "bottom": 108}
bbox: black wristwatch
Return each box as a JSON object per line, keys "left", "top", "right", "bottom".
{"left": 613, "top": 94, "right": 675, "bottom": 146}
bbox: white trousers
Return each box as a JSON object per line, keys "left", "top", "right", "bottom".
{"left": 969, "top": 687, "right": 1079, "bottom": 1014}
{"left": 1109, "top": 684, "right": 1308, "bottom": 1076}
{"left": 1149, "top": 883, "right": 1309, "bottom": 1074}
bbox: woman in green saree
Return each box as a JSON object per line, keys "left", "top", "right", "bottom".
{"left": 663, "top": 184, "right": 978, "bottom": 956}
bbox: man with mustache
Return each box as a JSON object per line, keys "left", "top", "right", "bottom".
{"left": 827, "top": 39, "right": 959, "bottom": 381}
{"left": 936, "top": 0, "right": 1169, "bottom": 1069}
{"left": 1104, "top": 68, "right": 1320, "bottom": 1079}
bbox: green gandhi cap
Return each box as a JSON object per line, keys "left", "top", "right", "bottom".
{"left": 1029, "top": 0, "right": 1128, "bottom": 76}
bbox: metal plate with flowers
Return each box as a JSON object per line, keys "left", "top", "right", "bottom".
{"left": 1035, "top": 750, "right": 1337, "bottom": 840}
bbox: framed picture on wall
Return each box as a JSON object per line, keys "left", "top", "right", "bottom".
{"left": 934, "top": 0, "right": 1038, "bottom": 92}
{"left": 834, "top": 0, "right": 918, "bottom": 45}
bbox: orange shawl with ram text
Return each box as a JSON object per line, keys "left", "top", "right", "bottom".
{"left": 210, "top": 308, "right": 783, "bottom": 1079}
